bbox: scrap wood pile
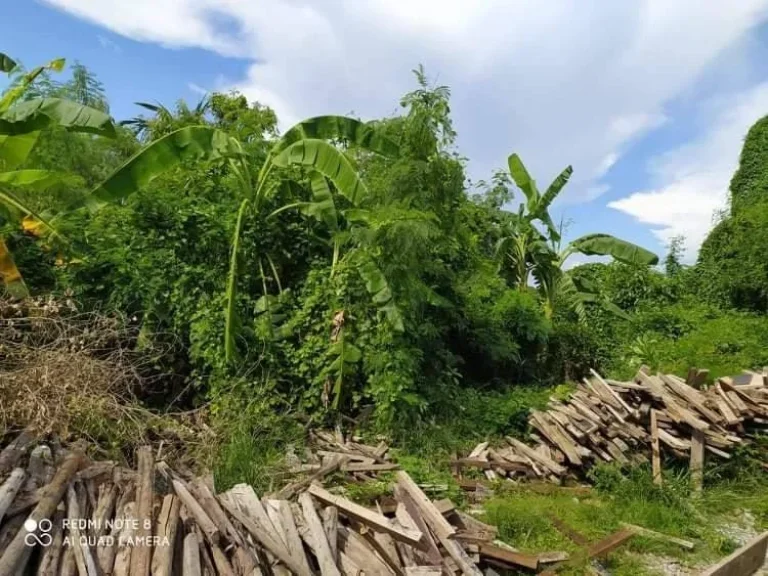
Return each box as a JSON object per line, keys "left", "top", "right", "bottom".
{"left": 0, "top": 430, "right": 568, "bottom": 575}
{"left": 452, "top": 367, "right": 768, "bottom": 486}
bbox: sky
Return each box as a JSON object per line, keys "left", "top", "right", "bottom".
{"left": 5, "top": 1, "right": 768, "bottom": 264}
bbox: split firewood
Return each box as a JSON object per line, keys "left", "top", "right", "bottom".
{"left": 0, "top": 445, "right": 84, "bottom": 575}
{"left": 151, "top": 494, "right": 181, "bottom": 576}
{"left": 0, "top": 468, "right": 26, "bottom": 522}
{"left": 37, "top": 506, "right": 65, "bottom": 576}
{"left": 183, "top": 531, "right": 202, "bottom": 576}
{"left": 321, "top": 505, "right": 339, "bottom": 562}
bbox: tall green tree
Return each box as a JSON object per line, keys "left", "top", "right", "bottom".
{"left": 0, "top": 53, "right": 115, "bottom": 297}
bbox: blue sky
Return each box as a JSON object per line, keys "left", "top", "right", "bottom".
{"left": 5, "top": 1, "right": 768, "bottom": 264}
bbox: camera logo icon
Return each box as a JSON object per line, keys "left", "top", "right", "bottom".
{"left": 24, "top": 518, "right": 53, "bottom": 547}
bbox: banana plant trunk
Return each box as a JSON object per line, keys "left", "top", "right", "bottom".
{"left": 0, "top": 237, "right": 29, "bottom": 299}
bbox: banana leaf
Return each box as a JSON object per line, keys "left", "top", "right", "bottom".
{"left": 570, "top": 233, "right": 659, "bottom": 265}
{"left": 84, "top": 126, "right": 239, "bottom": 211}
{"left": 0, "top": 98, "right": 115, "bottom": 137}
{"left": 272, "top": 139, "right": 368, "bottom": 206}
{"left": 0, "top": 53, "right": 16, "bottom": 73}
{"left": 274, "top": 116, "right": 399, "bottom": 158}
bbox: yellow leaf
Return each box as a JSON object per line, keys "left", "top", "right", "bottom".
{"left": 21, "top": 215, "right": 45, "bottom": 237}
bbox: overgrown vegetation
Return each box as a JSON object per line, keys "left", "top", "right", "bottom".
{"left": 1, "top": 51, "right": 767, "bottom": 512}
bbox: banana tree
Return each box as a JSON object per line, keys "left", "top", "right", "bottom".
{"left": 498, "top": 153, "right": 658, "bottom": 320}
{"left": 0, "top": 53, "right": 116, "bottom": 298}
{"left": 77, "top": 110, "right": 401, "bottom": 363}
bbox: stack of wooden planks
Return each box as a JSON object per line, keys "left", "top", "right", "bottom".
{"left": 452, "top": 367, "right": 768, "bottom": 486}
{"left": 0, "top": 431, "right": 565, "bottom": 575}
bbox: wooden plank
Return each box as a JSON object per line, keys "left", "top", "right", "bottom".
{"left": 432, "top": 498, "right": 455, "bottom": 515}
{"left": 220, "top": 488, "right": 312, "bottom": 576}
{"left": 690, "top": 430, "right": 705, "bottom": 492}
{"left": 172, "top": 478, "right": 220, "bottom": 545}
{"left": 151, "top": 494, "right": 182, "bottom": 576}
{"left": 530, "top": 411, "right": 582, "bottom": 465}
{"left": 451, "top": 459, "right": 530, "bottom": 474}
{"left": 547, "top": 514, "right": 589, "bottom": 547}
{"left": 308, "top": 483, "right": 422, "bottom": 546}
{"left": 299, "top": 491, "right": 342, "bottom": 576}
{"left": 651, "top": 409, "right": 662, "bottom": 486}
{"left": 700, "top": 532, "right": 768, "bottom": 576}
{"left": 478, "top": 543, "right": 538, "bottom": 570}
{"left": 276, "top": 499, "right": 315, "bottom": 576}
{"left": 619, "top": 523, "right": 695, "bottom": 550}
{"left": 590, "top": 369, "right": 633, "bottom": 414}
{"left": 587, "top": 528, "right": 635, "bottom": 558}
{"left": 182, "top": 532, "right": 202, "bottom": 576}
{"left": 275, "top": 455, "right": 347, "bottom": 500}
{"left": 322, "top": 505, "right": 339, "bottom": 562}
{"left": 130, "top": 445, "right": 154, "bottom": 576}
{"left": 504, "top": 438, "right": 566, "bottom": 476}
{"left": 0, "top": 429, "right": 35, "bottom": 476}
{"left": 393, "top": 500, "right": 441, "bottom": 566}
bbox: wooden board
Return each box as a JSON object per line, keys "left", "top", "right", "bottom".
{"left": 700, "top": 532, "right": 767, "bottom": 576}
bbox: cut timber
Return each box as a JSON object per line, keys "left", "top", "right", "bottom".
{"left": 530, "top": 411, "right": 582, "bottom": 465}
{"left": 0, "top": 446, "right": 83, "bottom": 575}
{"left": 0, "top": 428, "right": 35, "bottom": 475}
{"left": 547, "top": 514, "right": 589, "bottom": 547}
{"left": 405, "top": 568, "right": 441, "bottom": 576}
{"left": 393, "top": 496, "right": 442, "bottom": 566}
{"left": 299, "top": 491, "right": 341, "bottom": 576}
{"left": 441, "top": 538, "right": 483, "bottom": 576}
{"left": 69, "top": 484, "right": 101, "bottom": 576}
{"left": 172, "top": 478, "right": 220, "bottom": 545}
{"left": 395, "top": 470, "right": 455, "bottom": 541}
{"left": 587, "top": 528, "right": 635, "bottom": 559}
{"left": 183, "top": 532, "right": 202, "bottom": 576}
{"left": 700, "top": 532, "right": 768, "bottom": 576}
{"left": 151, "top": 494, "right": 181, "bottom": 576}
{"left": 478, "top": 543, "right": 538, "bottom": 571}
{"left": 220, "top": 488, "right": 312, "bottom": 576}
{"left": 619, "top": 523, "right": 695, "bottom": 550}
{"left": 275, "top": 499, "right": 315, "bottom": 576}
{"left": 504, "top": 438, "right": 566, "bottom": 476}
{"left": 321, "top": 505, "right": 339, "bottom": 562}
{"left": 276, "top": 455, "right": 347, "bottom": 500}
{"left": 130, "top": 445, "right": 154, "bottom": 576}
{"left": 651, "top": 409, "right": 662, "bottom": 486}
{"left": 690, "top": 430, "right": 705, "bottom": 492}
{"left": 37, "top": 507, "right": 65, "bottom": 576}
{"left": 309, "top": 483, "right": 423, "bottom": 547}
{"left": 0, "top": 468, "right": 26, "bottom": 523}
{"left": 433, "top": 498, "right": 455, "bottom": 515}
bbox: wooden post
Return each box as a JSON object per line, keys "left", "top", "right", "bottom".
{"left": 130, "top": 446, "right": 154, "bottom": 576}
{"left": 690, "top": 429, "right": 705, "bottom": 493}
{"left": 650, "top": 409, "right": 662, "bottom": 486}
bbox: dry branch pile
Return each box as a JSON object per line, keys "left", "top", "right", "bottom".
{"left": 0, "top": 430, "right": 570, "bottom": 575}
{"left": 452, "top": 367, "right": 768, "bottom": 486}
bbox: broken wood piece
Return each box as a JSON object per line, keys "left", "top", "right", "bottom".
{"left": 151, "top": 494, "right": 181, "bottom": 576}
{"left": 0, "top": 468, "right": 26, "bottom": 523}
{"left": 308, "top": 483, "right": 423, "bottom": 546}
{"left": 619, "top": 523, "right": 695, "bottom": 550}
{"left": 478, "top": 543, "right": 538, "bottom": 571}
{"left": 299, "top": 491, "right": 342, "bottom": 576}
{"left": 690, "top": 429, "right": 705, "bottom": 492}
{"left": 547, "top": 514, "right": 589, "bottom": 547}
{"left": 504, "top": 438, "right": 566, "bottom": 476}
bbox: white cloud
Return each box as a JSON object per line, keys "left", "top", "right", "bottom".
{"left": 43, "top": 0, "right": 768, "bottom": 204}
{"left": 609, "top": 82, "right": 768, "bottom": 261}
{"left": 97, "top": 34, "right": 121, "bottom": 53}
{"left": 187, "top": 82, "right": 208, "bottom": 96}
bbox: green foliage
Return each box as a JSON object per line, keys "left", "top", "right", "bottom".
{"left": 698, "top": 201, "right": 768, "bottom": 312}
{"left": 729, "top": 115, "right": 768, "bottom": 214}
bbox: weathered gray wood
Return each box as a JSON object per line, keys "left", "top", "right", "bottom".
{"left": 308, "top": 483, "right": 422, "bottom": 546}
{"left": 182, "top": 532, "right": 202, "bottom": 576}
{"left": 130, "top": 446, "right": 154, "bottom": 576}
{"left": 0, "top": 447, "right": 83, "bottom": 575}
{"left": 151, "top": 494, "right": 181, "bottom": 576}
{"left": 700, "top": 532, "right": 768, "bottom": 576}
{"left": 0, "top": 468, "right": 26, "bottom": 523}
{"left": 299, "top": 491, "right": 341, "bottom": 576}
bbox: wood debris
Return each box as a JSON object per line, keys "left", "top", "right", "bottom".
{"left": 0, "top": 431, "right": 564, "bottom": 575}
{"left": 452, "top": 366, "right": 768, "bottom": 484}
